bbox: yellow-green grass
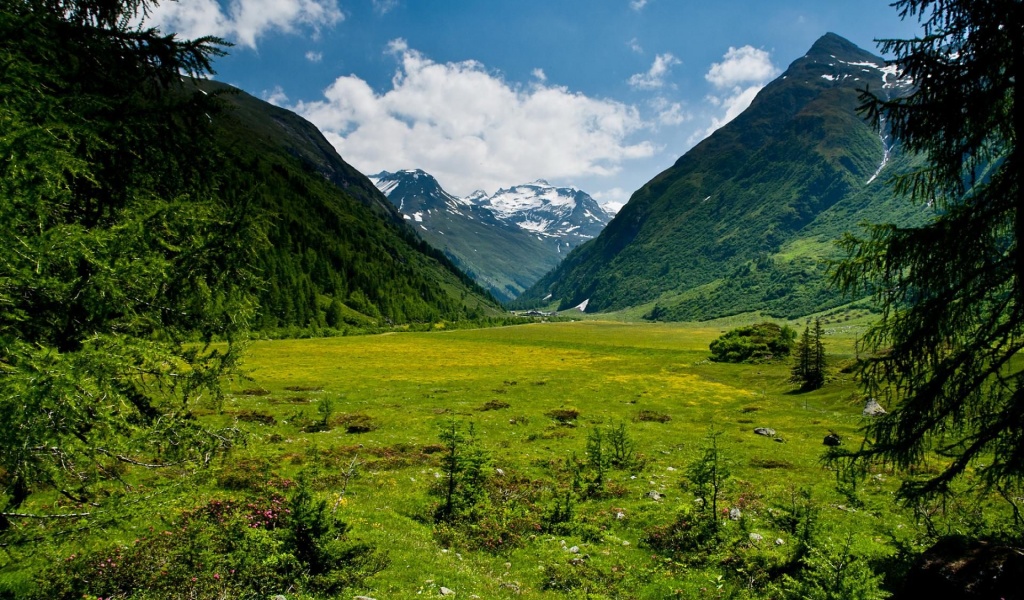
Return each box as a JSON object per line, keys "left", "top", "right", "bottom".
{"left": 207, "top": 320, "right": 905, "bottom": 598}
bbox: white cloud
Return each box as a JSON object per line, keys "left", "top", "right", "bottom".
{"left": 628, "top": 53, "right": 680, "bottom": 90}
{"left": 628, "top": 38, "right": 643, "bottom": 54}
{"left": 263, "top": 85, "right": 289, "bottom": 106}
{"left": 704, "top": 45, "right": 778, "bottom": 89}
{"left": 305, "top": 50, "right": 323, "bottom": 63}
{"left": 651, "top": 97, "right": 689, "bottom": 126}
{"left": 629, "top": 0, "right": 649, "bottom": 10}
{"left": 293, "top": 41, "right": 655, "bottom": 196}
{"left": 373, "top": 0, "right": 399, "bottom": 14}
{"left": 145, "top": 0, "right": 343, "bottom": 49}
{"left": 532, "top": 68, "right": 547, "bottom": 82}
{"left": 691, "top": 45, "right": 778, "bottom": 143}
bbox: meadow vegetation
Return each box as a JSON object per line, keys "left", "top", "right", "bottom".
{"left": 4, "top": 318, "right": 1014, "bottom": 598}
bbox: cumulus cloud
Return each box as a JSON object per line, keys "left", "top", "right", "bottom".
{"left": 532, "top": 68, "right": 547, "bottom": 82}
{"left": 693, "top": 45, "right": 778, "bottom": 142}
{"left": 262, "top": 85, "right": 289, "bottom": 106}
{"left": 305, "top": 50, "right": 323, "bottom": 63}
{"left": 628, "top": 38, "right": 643, "bottom": 54}
{"left": 145, "top": 0, "right": 343, "bottom": 49}
{"left": 291, "top": 40, "right": 656, "bottom": 196}
{"left": 651, "top": 97, "right": 689, "bottom": 127}
{"left": 704, "top": 45, "right": 778, "bottom": 89}
{"left": 629, "top": 0, "right": 649, "bottom": 10}
{"left": 628, "top": 53, "right": 680, "bottom": 90}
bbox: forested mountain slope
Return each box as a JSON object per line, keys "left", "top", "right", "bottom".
{"left": 203, "top": 82, "right": 502, "bottom": 330}
{"left": 518, "top": 33, "right": 930, "bottom": 320}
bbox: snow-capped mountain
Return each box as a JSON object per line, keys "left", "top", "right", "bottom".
{"left": 370, "top": 170, "right": 611, "bottom": 303}
{"left": 476, "top": 181, "right": 612, "bottom": 250}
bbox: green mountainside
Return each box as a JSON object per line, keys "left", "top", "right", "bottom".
{"left": 202, "top": 82, "right": 502, "bottom": 331}
{"left": 517, "top": 33, "right": 932, "bottom": 320}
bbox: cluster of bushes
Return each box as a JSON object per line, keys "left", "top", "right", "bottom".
{"left": 709, "top": 322, "right": 797, "bottom": 363}
{"left": 29, "top": 480, "right": 388, "bottom": 600}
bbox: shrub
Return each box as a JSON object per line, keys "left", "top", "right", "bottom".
{"left": 478, "top": 399, "right": 511, "bottom": 411}
{"left": 28, "top": 482, "right": 387, "bottom": 600}
{"left": 635, "top": 409, "right": 671, "bottom": 423}
{"left": 546, "top": 408, "right": 580, "bottom": 423}
{"left": 232, "top": 409, "right": 277, "bottom": 426}
{"left": 335, "top": 413, "right": 376, "bottom": 434}
{"left": 709, "top": 322, "right": 796, "bottom": 363}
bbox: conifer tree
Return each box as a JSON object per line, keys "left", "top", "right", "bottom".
{"left": 0, "top": 0, "right": 262, "bottom": 532}
{"left": 792, "top": 319, "right": 826, "bottom": 390}
{"left": 832, "top": 0, "right": 1023, "bottom": 499}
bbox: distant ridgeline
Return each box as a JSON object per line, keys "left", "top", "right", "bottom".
{"left": 517, "top": 33, "right": 930, "bottom": 320}
{"left": 202, "top": 82, "right": 503, "bottom": 332}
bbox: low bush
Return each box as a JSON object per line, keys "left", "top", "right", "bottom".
{"left": 709, "top": 322, "right": 796, "bottom": 363}
{"left": 28, "top": 481, "right": 388, "bottom": 600}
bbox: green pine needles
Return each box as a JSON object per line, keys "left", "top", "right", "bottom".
{"left": 831, "top": 0, "right": 1024, "bottom": 502}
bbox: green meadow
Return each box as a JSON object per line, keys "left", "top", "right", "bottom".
{"left": 12, "top": 317, "right": 1001, "bottom": 599}
{"left": 196, "top": 318, "right": 919, "bottom": 598}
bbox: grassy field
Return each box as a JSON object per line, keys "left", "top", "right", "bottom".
{"left": 183, "top": 317, "right": 922, "bottom": 598}
{"left": 16, "top": 316, "right": 988, "bottom": 598}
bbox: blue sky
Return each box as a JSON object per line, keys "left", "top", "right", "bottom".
{"left": 149, "top": 0, "right": 922, "bottom": 209}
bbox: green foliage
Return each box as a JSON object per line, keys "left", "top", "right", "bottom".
{"left": 432, "top": 420, "right": 490, "bottom": 523}
{"left": 709, "top": 322, "right": 797, "bottom": 363}
{"left": 0, "top": 0, "right": 258, "bottom": 533}
{"left": 606, "top": 422, "right": 638, "bottom": 469}
{"left": 792, "top": 319, "right": 827, "bottom": 390}
{"left": 686, "top": 427, "right": 732, "bottom": 521}
{"left": 830, "top": 0, "right": 1024, "bottom": 501}
{"left": 25, "top": 481, "right": 387, "bottom": 599}
{"left": 643, "top": 505, "right": 722, "bottom": 557}
{"left": 780, "top": 534, "right": 888, "bottom": 600}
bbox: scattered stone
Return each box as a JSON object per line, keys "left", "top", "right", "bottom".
{"left": 775, "top": 538, "right": 785, "bottom": 546}
{"left": 495, "top": 468, "right": 505, "bottom": 476}
{"left": 666, "top": 466, "right": 676, "bottom": 471}
{"left": 569, "top": 557, "right": 586, "bottom": 566}
{"left": 754, "top": 427, "right": 776, "bottom": 437}
{"left": 440, "top": 587, "right": 456, "bottom": 596}
{"left": 615, "top": 511, "right": 626, "bottom": 520}
{"left": 729, "top": 507, "right": 742, "bottom": 521}
{"left": 773, "top": 437, "right": 785, "bottom": 443}
{"left": 646, "top": 490, "right": 663, "bottom": 501}
{"left": 273, "top": 596, "right": 287, "bottom": 600}
{"left": 499, "top": 582, "right": 521, "bottom": 593}
{"left": 353, "top": 596, "right": 376, "bottom": 600}
{"left": 568, "top": 546, "right": 580, "bottom": 554}
{"left": 749, "top": 533, "right": 764, "bottom": 543}
{"left": 503, "top": 562, "right": 512, "bottom": 570}
{"left": 823, "top": 433, "right": 842, "bottom": 446}
{"left": 863, "top": 398, "right": 887, "bottom": 417}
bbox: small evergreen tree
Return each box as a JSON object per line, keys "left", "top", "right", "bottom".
{"left": 433, "top": 419, "right": 489, "bottom": 523}
{"left": 792, "top": 319, "right": 826, "bottom": 390}
{"left": 686, "top": 427, "right": 731, "bottom": 526}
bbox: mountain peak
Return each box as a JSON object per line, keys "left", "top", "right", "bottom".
{"left": 805, "top": 32, "right": 883, "bottom": 65}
